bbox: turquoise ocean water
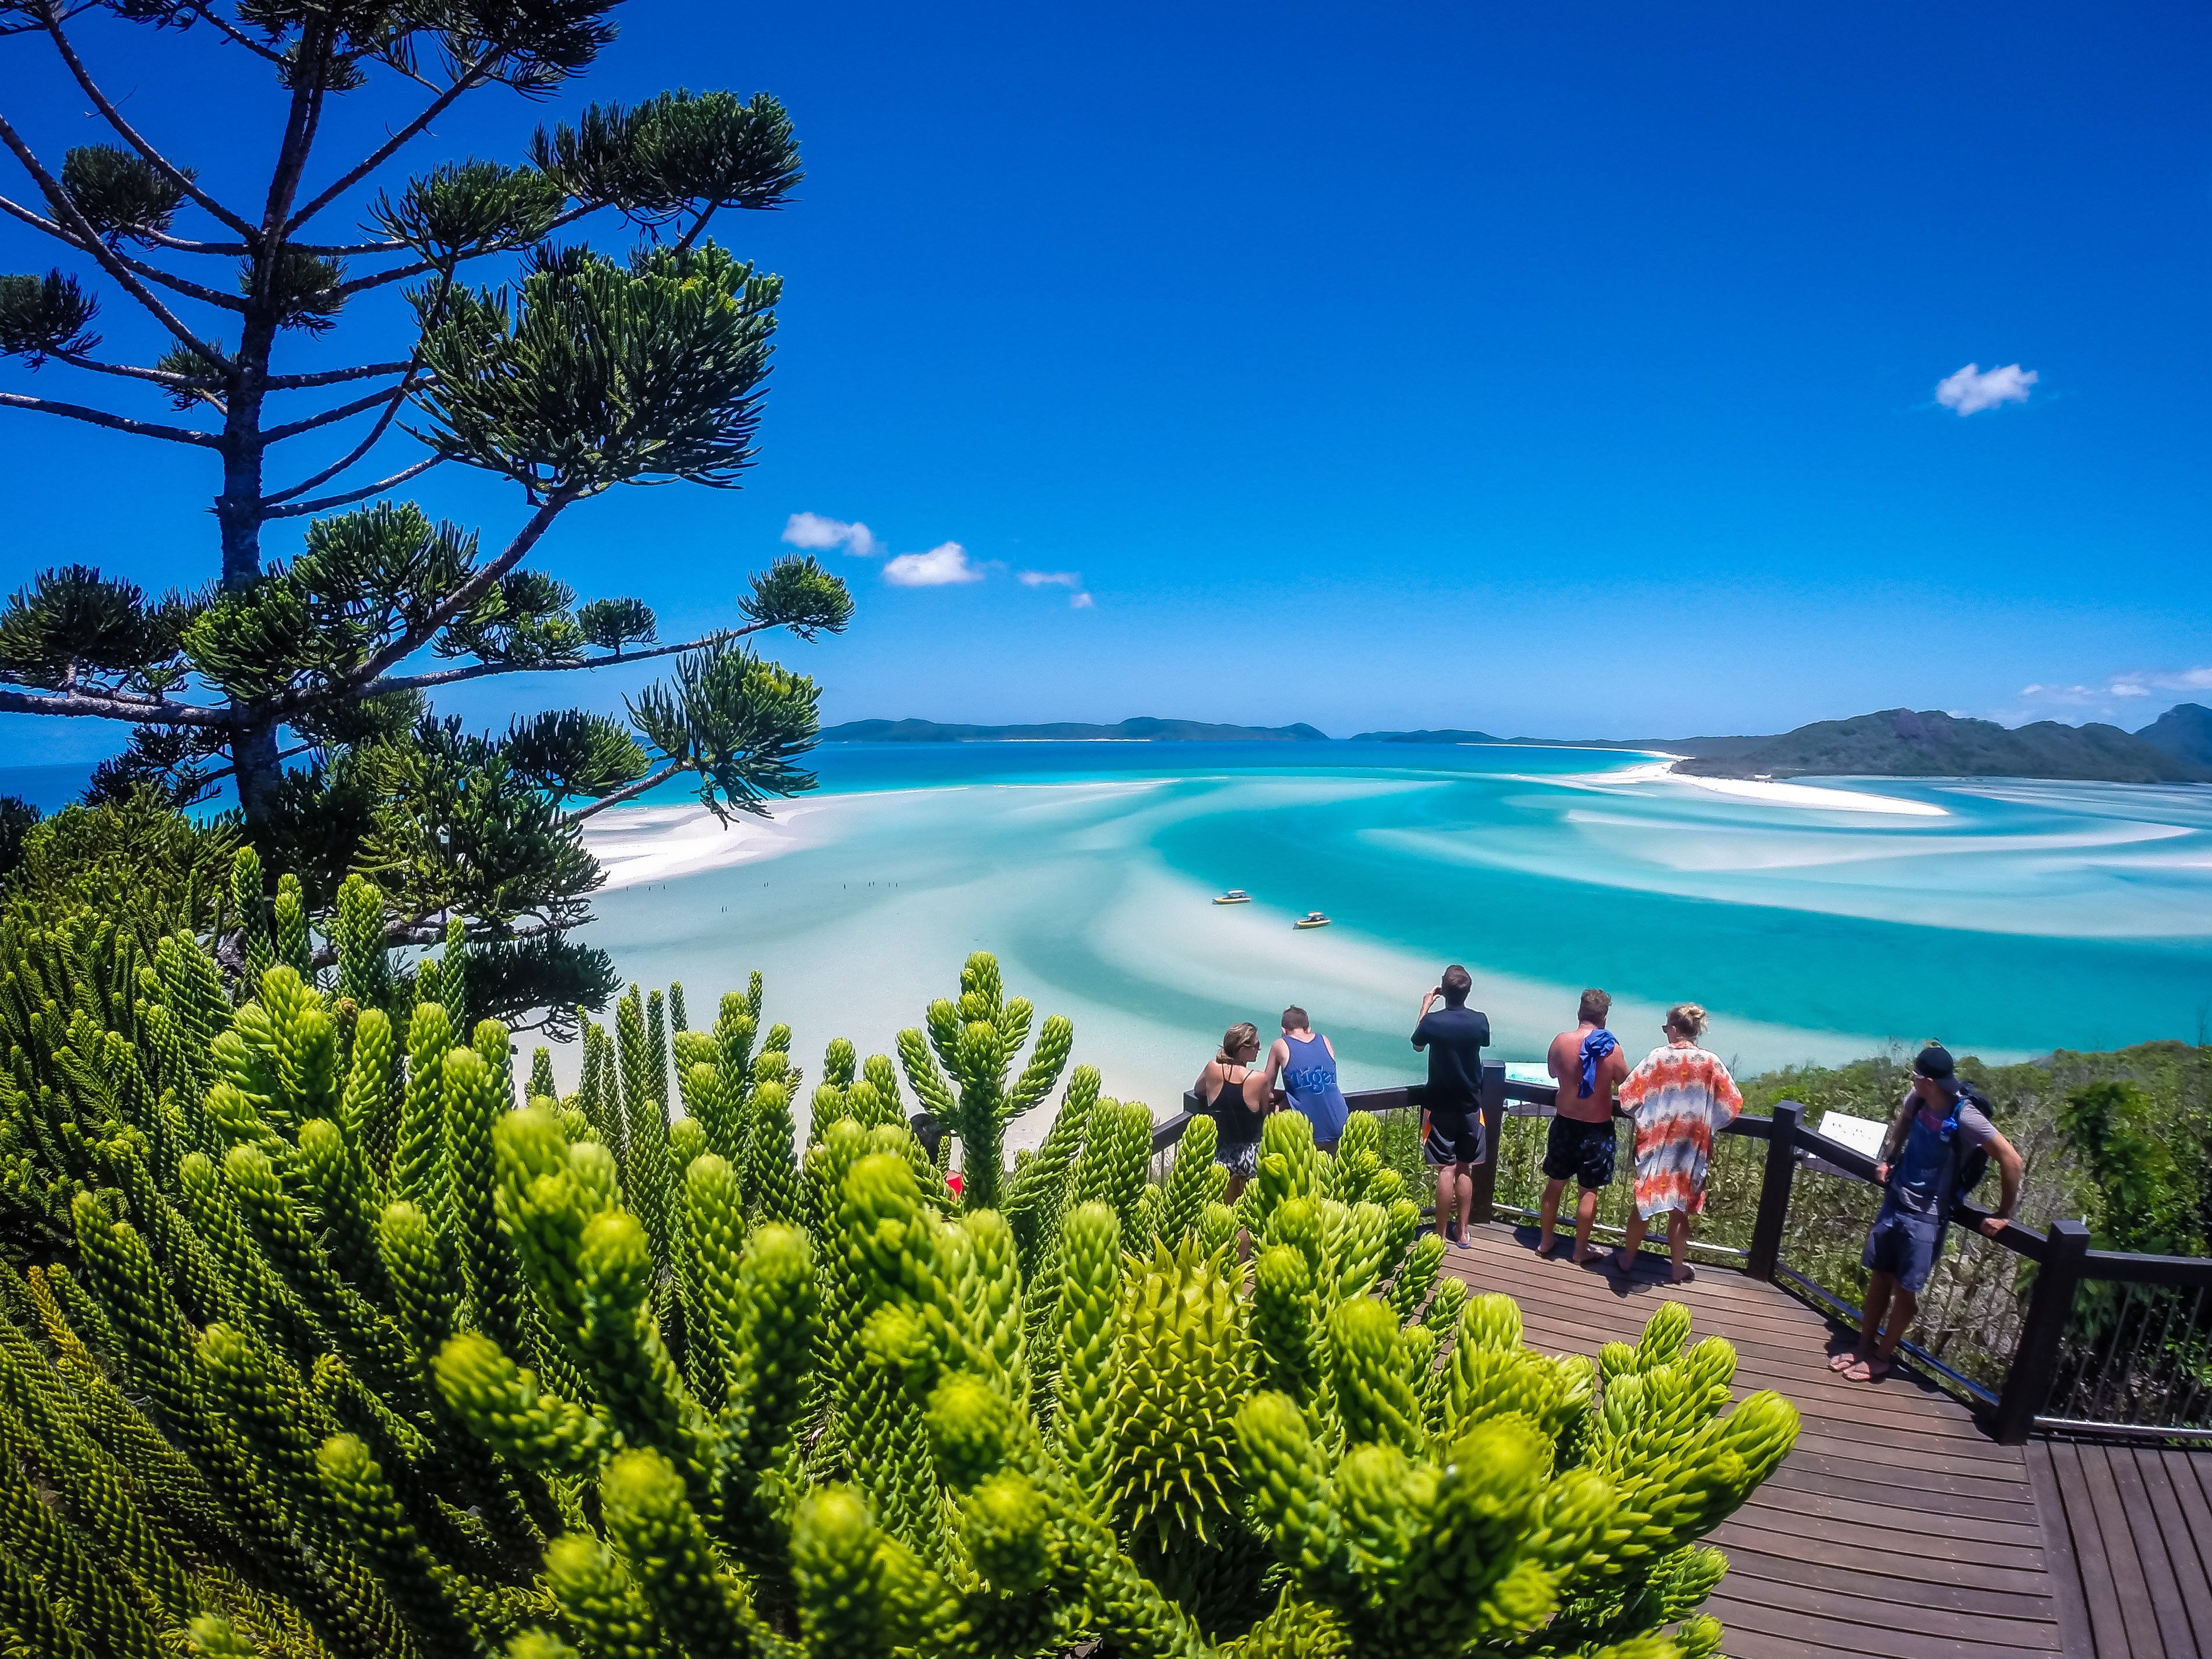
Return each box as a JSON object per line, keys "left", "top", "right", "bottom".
{"left": 566, "top": 743, "right": 2212, "bottom": 1127}
{"left": 12, "top": 742, "right": 2211, "bottom": 1125}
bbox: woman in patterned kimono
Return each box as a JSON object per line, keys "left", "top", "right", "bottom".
{"left": 1612, "top": 1003, "right": 1742, "bottom": 1283}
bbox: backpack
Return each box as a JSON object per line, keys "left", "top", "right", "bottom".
{"left": 1943, "top": 1086, "right": 1994, "bottom": 1205}
{"left": 1883, "top": 1085, "right": 1992, "bottom": 1208}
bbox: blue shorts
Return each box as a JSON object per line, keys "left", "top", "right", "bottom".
{"left": 1862, "top": 1206, "right": 1945, "bottom": 1294}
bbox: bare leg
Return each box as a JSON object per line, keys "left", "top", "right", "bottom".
{"left": 1874, "top": 1287, "right": 1918, "bottom": 1361}
{"left": 1572, "top": 1187, "right": 1604, "bottom": 1262}
{"left": 1435, "top": 1163, "right": 1455, "bottom": 1242}
{"left": 1837, "top": 1271, "right": 1896, "bottom": 1371}
{"left": 1668, "top": 1210, "right": 1694, "bottom": 1282}
{"left": 1537, "top": 1178, "right": 1569, "bottom": 1255}
{"left": 1455, "top": 1163, "right": 1474, "bottom": 1237}
{"left": 1615, "top": 1209, "right": 1649, "bottom": 1270}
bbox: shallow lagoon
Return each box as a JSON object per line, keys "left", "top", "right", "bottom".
{"left": 573, "top": 743, "right": 2212, "bottom": 1131}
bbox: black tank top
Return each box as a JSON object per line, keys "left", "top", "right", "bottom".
{"left": 1210, "top": 1065, "right": 1261, "bottom": 1145}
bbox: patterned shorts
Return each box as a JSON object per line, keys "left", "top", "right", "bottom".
{"left": 1215, "top": 1139, "right": 1260, "bottom": 1181}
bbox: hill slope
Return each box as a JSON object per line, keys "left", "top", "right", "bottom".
{"left": 820, "top": 716, "right": 1331, "bottom": 743}
{"left": 2137, "top": 703, "right": 2212, "bottom": 769}
{"left": 1674, "top": 708, "right": 2210, "bottom": 784}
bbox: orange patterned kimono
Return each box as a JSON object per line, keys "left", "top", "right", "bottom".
{"left": 1618, "top": 1042, "right": 1744, "bottom": 1218}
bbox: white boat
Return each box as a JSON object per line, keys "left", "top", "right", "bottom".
{"left": 1212, "top": 889, "right": 1251, "bottom": 905}
{"left": 1294, "top": 910, "right": 1331, "bottom": 929}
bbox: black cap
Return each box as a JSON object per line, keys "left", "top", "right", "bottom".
{"left": 1913, "top": 1044, "right": 1955, "bottom": 1081}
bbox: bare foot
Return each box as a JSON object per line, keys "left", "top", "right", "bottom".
{"left": 1573, "top": 1247, "right": 1607, "bottom": 1266}
{"left": 1612, "top": 1248, "right": 1636, "bottom": 1272}
{"left": 1670, "top": 1265, "right": 1696, "bottom": 1284}
{"left": 1828, "top": 1350, "right": 1859, "bottom": 1373}
{"left": 1536, "top": 1235, "right": 1558, "bottom": 1259}
{"left": 1843, "top": 1356, "right": 1890, "bottom": 1383}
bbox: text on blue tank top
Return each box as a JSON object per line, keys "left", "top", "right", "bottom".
{"left": 1283, "top": 1035, "right": 1349, "bottom": 1136}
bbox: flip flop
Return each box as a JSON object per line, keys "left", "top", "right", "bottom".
{"left": 1671, "top": 1266, "right": 1696, "bottom": 1284}
{"left": 1844, "top": 1357, "right": 1890, "bottom": 1383}
{"left": 1828, "top": 1351, "right": 1858, "bottom": 1373}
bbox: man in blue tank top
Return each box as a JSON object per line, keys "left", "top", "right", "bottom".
{"left": 1260, "top": 1005, "right": 1350, "bottom": 1154}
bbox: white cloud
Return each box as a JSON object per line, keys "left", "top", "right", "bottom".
{"left": 1070, "top": 592, "right": 1094, "bottom": 609}
{"left": 1935, "top": 362, "right": 2038, "bottom": 416}
{"left": 883, "top": 541, "right": 984, "bottom": 587}
{"left": 782, "top": 511, "right": 884, "bottom": 559}
{"left": 2020, "top": 667, "right": 2212, "bottom": 708}
{"left": 1018, "top": 570, "right": 1081, "bottom": 588}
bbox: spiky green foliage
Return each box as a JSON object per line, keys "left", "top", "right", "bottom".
{"left": 895, "top": 952, "right": 1073, "bottom": 1213}
{"left": 0, "top": 900, "right": 1793, "bottom": 1659}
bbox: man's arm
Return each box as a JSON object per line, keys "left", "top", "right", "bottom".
{"left": 1978, "top": 1132, "right": 2025, "bottom": 1237}
{"left": 1874, "top": 1092, "right": 1915, "bottom": 1182}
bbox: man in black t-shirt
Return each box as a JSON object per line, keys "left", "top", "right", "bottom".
{"left": 1413, "top": 963, "right": 1490, "bottom": 1250}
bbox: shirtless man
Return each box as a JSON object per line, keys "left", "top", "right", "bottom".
{"left": 1540, "top": 989, "right": 1628, "bottom": 1263}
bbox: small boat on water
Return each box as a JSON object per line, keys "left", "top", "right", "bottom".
{"left": 1212, "top": 889, "right": 1251, "bottom": 905}
{"left": 1294, "top": 911, "right": 1331, "bottom": 929}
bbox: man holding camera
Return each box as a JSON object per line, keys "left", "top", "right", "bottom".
{"left": 1413, "top": 964, "right": 1490, "bottom": 1249}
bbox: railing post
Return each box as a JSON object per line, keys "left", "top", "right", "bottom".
{"left": 1745, "top": 1100, "right": 1800, "bottom": 1282}
{"left": 1992, "top": 1218, "right": 2090, "bottom": 1445}
{"left": 1472, "top": 1063, "right": 1504, "bottom": 1225}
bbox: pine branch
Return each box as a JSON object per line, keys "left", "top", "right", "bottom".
{"left": 285, "top": 61, "right": 494, "bottom": 234}
{"left": 0, "top": 115, "right": 233, "bottom": 371}
{"left": 564, "top": 760, "right": 683, "bottom": 823}
{"left": 262, "top": 454, "right": 443, "bottom": 518}
{"left": 170, "top": 0, "right": 289, "bottom": 66}
{"left": 38, "top": 9, "right": 259, "bottom": 239}
{"left": 0, "top": 390, "right": 218, "bottom": 444}
{"left": 0, "top": 190, "right": 248, "bottom": 311}
{"left": 672, "top": 200, "right": 720, "bottom": 253}
{"left": 263, "top": 382, "right": 423, "bottom": 442}
{"left": 269, "top": 489, "right": 580, "bottom": 716}
{"left": 259, "top": 372, "right": 425, "bottom": 500}
{"left": 0, "top": 684, "right": 230, "bottom": 725}
{"left": 333, "top": 202, "right": 604, "bottom": 299}
{"left": 368, "top": 620, "right": 782, "bottom": 694}
{"left": 265, "top": 361, "right": 414, "bottom": 390}
{"left": 251, "top": 16, "right": 338, "bottom": 265}
{"left": 51, "top": 351, "right": 211, "bottom": 393}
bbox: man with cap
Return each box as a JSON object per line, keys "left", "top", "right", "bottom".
{"left": 1832, "top": 1044, "right": 2024, "bottom": 1383}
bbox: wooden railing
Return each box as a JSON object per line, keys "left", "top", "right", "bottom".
{"left": 1158, "top": 1066, "right": 2212, "bottom": 1446}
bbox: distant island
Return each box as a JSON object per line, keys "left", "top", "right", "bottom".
{"left": 1674, "top": 705, "right": 2211, "bottom": 785}
{"left": 824, "top": 705, "right": 2212, "bottom": 785}
{"left": 819, "top": 716, "right": 1331, "bottom": 743}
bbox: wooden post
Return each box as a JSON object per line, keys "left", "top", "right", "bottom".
{"left": 1472, "top": 1063, "right": 1505, "bottom": 1224}
{"left": 1992, "top": 1219, "right": 2090, "bottom": 1445}
{"left": 1745, "top": 1100, "right": 1800, "bottom": 1283}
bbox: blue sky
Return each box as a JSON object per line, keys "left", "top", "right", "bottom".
{"left": 3, "top": 0, "right": 2210, "bottom": 762}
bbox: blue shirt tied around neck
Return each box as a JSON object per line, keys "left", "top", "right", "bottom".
{"left": 1578, "top": 1029, "right": 1618, "bottom": 1098}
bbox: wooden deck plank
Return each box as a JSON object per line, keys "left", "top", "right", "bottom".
{"left": 2108, "top": 1446, "right": 2197, "bottom": 1659}
{"left": 2082, "top": 1437, "right": 2170, "bottom": 1656}
{"left": 1716, "top": 1540, "right": 2056, "bottom": 1611}
{"left": 2051, "top": 1437, "right": 2143, "bottom": 1657}
{"left": 2152, "top": 1449, "right": 2212, "bottom": 1651}
{"left": 2023, "top": 1440, "right": 2098, "bottom": 1659}
{"left": 1707, "top": 1569, "right": 2065, "bottom": 1650}
{"left": 1711, "top": 1596, "right": 2066, "bottom": 1659}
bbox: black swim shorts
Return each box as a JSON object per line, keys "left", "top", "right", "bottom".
{"left": 1424, "top": 1109, "right": 1484, "bottom": 1167}
{"left": 1543, "top": 1114, "right": 1617, "bottom": 1190}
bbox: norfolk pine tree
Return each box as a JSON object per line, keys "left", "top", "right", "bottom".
{"left": 0, "top": 0, "right": 853, "bottom": 1030}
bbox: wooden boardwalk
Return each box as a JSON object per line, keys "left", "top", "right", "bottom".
{"left": 1442, "top": 1220, "right": 2068, "bottom": 1659}
{"left": 2028, "top": 1439, "right": 2212, "bottom": 1657}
